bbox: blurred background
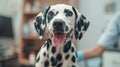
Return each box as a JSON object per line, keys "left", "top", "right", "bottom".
{"left": 0, "top": 0, "right": 120, "bottom": 67}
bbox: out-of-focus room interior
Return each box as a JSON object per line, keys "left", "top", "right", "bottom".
{"left": 0, "top": 0, "right": 120, "bottom": 67}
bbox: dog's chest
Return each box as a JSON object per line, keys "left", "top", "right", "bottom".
{"left": 36, "top": 38, "right": 78, "bottom": 67}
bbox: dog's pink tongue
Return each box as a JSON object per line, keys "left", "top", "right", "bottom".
{"left": 52, "top": 33, "right": 66, "bottom": 47}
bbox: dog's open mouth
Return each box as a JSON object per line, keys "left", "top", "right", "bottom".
{"left": 51, "top": 29, "right": 73, "bottom": 47}
{"left": 51, "top": 33, "right": 66, "bottom": 47}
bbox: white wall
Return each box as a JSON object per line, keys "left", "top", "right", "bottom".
{"left": 78, "top": 0, "right": 120, "bottom": 67}
{"left": 115, "top": 0, "right": 120, "bottom": 12}
{"left": 78, "top": 0, "right": 105, "bottom": 50}
{"left": 78, "top": 0, "right": 116, "bottom": 50}
{"left": 0, "top": 0, "right": 13, "bottom": 15}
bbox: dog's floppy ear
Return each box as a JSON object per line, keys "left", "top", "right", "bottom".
{"left": 72, "top": 7, "right": 90, "bottom": 40}
{"left": 34, "top": 6, "right": 50, "bottom": 39}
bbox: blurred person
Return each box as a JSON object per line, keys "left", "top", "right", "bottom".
{"left": 77, "top": 12, "right": 120, "bottom": 61}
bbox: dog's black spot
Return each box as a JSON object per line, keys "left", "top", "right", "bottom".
{"left": 74, "top": 30, "right": 78, "bottom": 40}
{"left": 77, "top": 17, "right": 84, "bottom": 31}
{"left": 48, "top": 11, "right": 55, "bottom": 22}
{"left": 81, "top": 14, "right": 86, "bottom": 19}
{"left": 38, "top": 28, "right": 44, "bottom": 36}
{"left": 50, "top": 56, "right": 54, "bottom": 62}
{"left": 36, "top": 16, "right": 42, "bottom": 23}
{"left": 36, "top": 56, "right": 40, "bottom": 63}
{"left": 56, "top": 53, "right": 62, "bottom": 61}
{"left": 43, "top": 52, "right": 46, "bottom": 57}
{"left": 65, "top": 54, "right": 70, "bottom": 60}
{"left": 51, "top": 46, "right": 56, "bottom": 54}
{"left": 72, "top": 7, "right": 78, "bottom": 20}
{"left": 72, "top": 65, "right": 76, "bottom": 67}
{"left": 79, "top": 16, "right": 84, "bottom": 26}
{"left": 44, "top": 60, "right": 49, "bottom": 67}
{"left": 50, "top": 56, "right": 57, "bottom": 66}
{"left": 77, "top": 22, "right": 82, "bottom": 31}
{"left": 46, "top": 39, "right": 51, "bottom": 50}
{"left": 46, "top": 38, "right": 51, "bottom": 50}
{"left": 56, "top": 11, "right": 59, "bottom": 15}
{"left": 78, "top": 32, "right": 83, "bottom": 40}
{"left": 57, "top": 62, "right": 62, "bottom": 67}
{"left": 46, "top": 42, "right": 50, "bottom": 50}
{"left": 75, "top": 51, "right": 78, "bottom": 58}
{"left": 63, "top": 41, "right": 71, "bottom": 53}
{"left": 76, "top": 14, "right": 87, "bottom": 32}
{"left": 71, "top": 55, "right": 76, "bottom": 63}
{"left": 35, "top": 20, "right": 45, "bottom": 36}
{"left": 43, "top": 43, "right": 47, "bottom": 48}
{"left": 71, "top": 47, "right": 75, "bottom": 52}
{"left": 64, "top": 9, "right": 73, "bottom": 17}
{"left": 83, "top": 21, "right": 90, "bottom": 31}
{"left": 41, "top": 29, "right": 45, "bottom": 35}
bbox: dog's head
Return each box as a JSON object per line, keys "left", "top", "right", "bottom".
{"left": 34, "top": 4, "right": 90, "bottom": 47}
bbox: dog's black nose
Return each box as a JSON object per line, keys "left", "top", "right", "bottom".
{"left": 53, "top": 19, "right": 65, "bottom": 30}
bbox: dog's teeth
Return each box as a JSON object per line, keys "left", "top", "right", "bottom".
{"left": 39, "top": 36, "right": 43, "bottom": 39}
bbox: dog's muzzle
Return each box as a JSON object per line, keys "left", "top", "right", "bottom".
{"left": 51, "top": 19, "right": 67, "bottom": 47}
{"left": 53, "top": 19, "right": 65, "bottom": 32}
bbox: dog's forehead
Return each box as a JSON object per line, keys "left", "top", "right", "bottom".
{"left": 50, "top": 4, "right": 72, "bottom": 11}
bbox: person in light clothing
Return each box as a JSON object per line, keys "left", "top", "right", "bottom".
{"left": 77, "top": 12, "right": 120, "bottom": 61}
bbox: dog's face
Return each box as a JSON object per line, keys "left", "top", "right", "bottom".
{"left": 34, "top": 4, "right": 90, "bottom": 47}
{"left": 47, "top": 4, "right": 75, "bottom": 34}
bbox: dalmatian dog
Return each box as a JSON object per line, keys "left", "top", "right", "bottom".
{"left": 34, "top": 4, "right": 90, "bottom": 67}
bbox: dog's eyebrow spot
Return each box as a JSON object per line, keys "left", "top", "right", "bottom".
{"left": 64, "top": 9, "right": 73, "bottom": 17}
{"left": 56, "top": 11, "right": 59, "bottom": 15}
{"left": 48, "top": 11, "right": 55, "bottom": 22}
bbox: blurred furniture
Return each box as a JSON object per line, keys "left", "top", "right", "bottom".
{"left": 0, "top": 54, "right": 17, "bottom": 67}
{"left": 0, "top": 15, "right": 15, "bottom": 52}
{"left": 19, "top": 0, "right": 78, "bottom": 66}
{"left": 0, "top": 15, "right": 17, "bottom": 67}
{"left": 102, "top": 49, "right": 120, "bottom": 67}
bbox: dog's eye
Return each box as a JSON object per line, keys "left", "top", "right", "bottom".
{"left": 64, "top": 9, "right": 73, "bottom": 17}
{"left": 48, "top": 11, "right": 54, "bottom": 16}
{"left": 48, "top": 11, "right": 55, "bottom": 22}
